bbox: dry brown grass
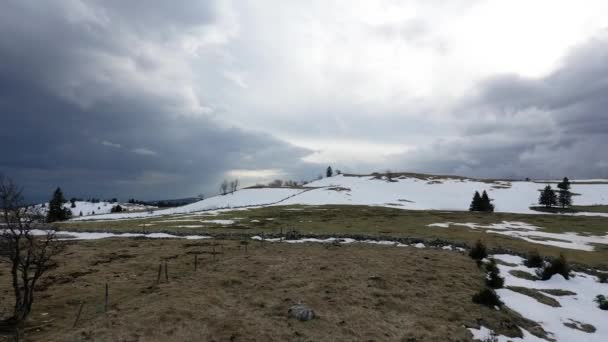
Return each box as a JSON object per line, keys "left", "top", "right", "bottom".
{"left": 0, "top": 238, "right": 546, "bottom": 341}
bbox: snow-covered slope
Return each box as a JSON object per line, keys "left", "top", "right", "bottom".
{"left": 37, "top": 201, "right": 156, "bottom": 217}
{"left": 279, "top": 175, "right": 608, "bottom": 214}
{"left": 71, "top": 174, "right": 608, "bottom": 221}
{"left": 71, "top": 188, "right": 307, "bottom": 221}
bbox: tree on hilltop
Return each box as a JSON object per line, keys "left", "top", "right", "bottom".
{"left": 47, "top": 187, "right": 71, "bottom": 222}
{"left": 557, "top": 177, "right": 572, "bottom": 208}
{"left": 469, "top": 191, "right": 482, "bottom": 211}
{"left": 538, "top": 185, "right": 557, "bottom": 208}
{"left": 480, "top": 191, "right": 495, "bottom": 212}
{"left": 326, "top": 166, "right": 333, "bottom": 178}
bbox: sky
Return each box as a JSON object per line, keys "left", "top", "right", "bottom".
{"left": 1, "top": 0, "right": 608, "bottom": 202}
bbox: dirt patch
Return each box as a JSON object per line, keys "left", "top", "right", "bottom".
{"left": 0, "top": 239, "right": 546, "bottom": 341}
{"left": 507, "top": 286, "right": 561, "bottom": 307}
{"left": 539, "top": 289, "right": 576, "bottom": 296}
{"left": 509, "top": 270, "right": 539, "bottom": 281}
{"left": 563, "top": 319, "right": 596, "bottom": 333}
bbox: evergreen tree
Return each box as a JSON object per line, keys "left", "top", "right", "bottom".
{"left": 469, "top": 191, "right": 482, "bottom": 211}
{"left": 538, "top": 185, "right": 557, "bottom": 208}
{"left": 326, "top": 166, "right": 333, "bottom": 178}
{"left": 70, "top": 198, "right": 76, "bottom": 208}
{"left": 557, "top": 177, "right": 572, "bottom": 208}
{"left": 47, "top": 187, "right": 71, "bottom": 222}
{"left": 485, "top": 259, "right": 505, "bottom": 289}
{"left": 480, "top": 191, "right": 495, "bottom": 212}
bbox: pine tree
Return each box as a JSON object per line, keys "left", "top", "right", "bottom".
{"left": 469, "top": 191, "right": 482, "bottom": 211}
{"left": 538, "top": 185, "right": 557, "bottom": 208}
{"left": 47, "top": 187, "right": 71, "bottom": 222}
{"left": 557, "top": 177, "right": 572, "bottom": 208}
{"left": 326, "top": 166, "right": 333, "bottom": 178}
{"left": 480, "top": 191, "right": 495, "bottom": 212}
{"left": 485, "top": 259, "right": 504, "bottom": 289}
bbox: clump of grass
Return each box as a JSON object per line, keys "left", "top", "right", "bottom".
{"left": 523, "top": 250, "right": 543, "bottom": 268}
{"left": 485, "top": 259, "right": 504, "bottom": 289}
{"left": 472, "top": 288, "right": 502, "bottom": 308}
{"left": 469, "top": 240, "right": 488, "bottom": 261}
{"left": 596, "top": 295, "right": 608, "bottom": 310}
{"left": 536, "top": 254, "right": 570, "bottom": 280}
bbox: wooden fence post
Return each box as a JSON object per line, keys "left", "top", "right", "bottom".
{"left": 73, "top": 302, "right": 85, "bottom": 328}
{"left": 104, "top": 283, "right": 109, "bottom": 312}
{"left": 164, "top": 261, "right": 169, "bottom": 282}
{"left": 156, "top": 263, "right": 162, "bottom": 283}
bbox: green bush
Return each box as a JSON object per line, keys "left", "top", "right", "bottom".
{"left": 536, "top": 254, "right": 570, "bottom": 280}
{"left": 524, "top": 250, "right": 543, "bottom": 268}
{"left": 595, "top": 295, "right": 608, "bottom": 310}
{"left": 485, "top": 259, "right": 504, "bottom": 289}
{"left": 469, "top": 240, "right": 488, "bottom": 261}
{"left": 472, "top": 288, "right": 502, "bottom": 308}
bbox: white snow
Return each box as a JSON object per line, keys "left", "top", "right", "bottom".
{"left": 429, "top": 221, "right": 608, "bottom": 251}
{"left": 484, "top": 254, "right": 608, "bottom": 341}
{"left": 69, "top": 174, "right": 608, "bottom": 221}
{"left": 15, "top": 229, "right": 213, "bottom": 240}
{"left": 35, "top": 201, "right": 157, "bottom": 217}
{"left": 71, "top": 188, "right": 306, "bottom": 221}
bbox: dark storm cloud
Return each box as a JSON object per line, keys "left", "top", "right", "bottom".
{"left": 401, "top": 31, "right": 608, "bottom": 179}
{"left": 0, "top": 0, "right": 311, "bottom": 202}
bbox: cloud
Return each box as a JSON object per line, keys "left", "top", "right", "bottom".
{"left": 0, "top": 0, "right": 314, "bottom": 201}
{"left": 2, "top": 0, "right": 608, "bottom": 203}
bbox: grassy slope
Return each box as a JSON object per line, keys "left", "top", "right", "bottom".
{"left": 0, "top": 239, "right": 544, "bottom": 341}
{"left": 57, "top": 205, "right": 608, "bottom": 267}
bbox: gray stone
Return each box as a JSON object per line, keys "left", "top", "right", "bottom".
{"left": 288, "top": 304, "right": 315, "bottom": 321}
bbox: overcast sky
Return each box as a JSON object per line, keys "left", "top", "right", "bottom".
{"left": 2, "top": 0, "right": 608, "bottom": 201}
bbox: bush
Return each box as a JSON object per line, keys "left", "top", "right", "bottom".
{"left": 536, "top": 254, "right": 570, "bottom": 280}
{"left": 485, "top": 259, "right": 504, "bottom": 289}
{"left": 597, "top": 273, "right": 608, "bottom": 284}
{"left": 469, "top": 240, "right": 488, "bottom": 261}
{"left": 596, "top": 295, "right": 608, "bottom": 310}
{"left": 524, "top": 250, "right": 544, "bottom": 268}
{"left": 472, "top": 288, "right": 502, "bottom": 307}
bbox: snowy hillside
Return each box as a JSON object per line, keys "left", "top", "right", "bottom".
{"left": 284, "top": 175, "right": 608, "bottom": 213}
{"left": 71, "top": 174, "right": 608, "bottom": 221}
{"left": 37, "top": 201, "right": 157, "bottom": 217}
{"left": 71, "top": 188, "right": 306, "bottom": 221}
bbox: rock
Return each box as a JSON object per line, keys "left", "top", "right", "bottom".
{"left": 288, "top": 304, "right": 316, "bottom": 321}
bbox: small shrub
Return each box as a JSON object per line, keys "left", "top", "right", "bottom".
{"left": 597, "top": 273, "right": 608, "bottom": 284}
{"left": 524, "top": 250, "right": 544, "bottom": 268}
{"left": 472, "top": 288, "right": 502, "bottom": 307}
{"left": 595, "top": 295, "right": 608, "bottom": 310}
{"left": 469, "top": 240, "right": 488, "bottom": 261}
{"left": 536, "top": 254, "right": 570, "bottom": 280}
{"left": 485, "top": 259, "right": 504, "bottom": 289}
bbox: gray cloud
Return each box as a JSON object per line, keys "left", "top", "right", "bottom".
{"left": 398, "top": 31, "right": 608, "bottom": 179}
{"left": 0, "top": 0, "right": 313, "bottom": 202}
{"left": 2, "top": 1, "right": 608, "bottom": 203}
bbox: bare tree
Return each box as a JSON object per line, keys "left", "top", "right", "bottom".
{"left": 229, "top": 179, "right": 239, "bottom": 194}
{"left": 0, "top": 177, "right": 64, "bottom": 328}
{"left": 220, "top": 180, "right": 229, "bottom": 195}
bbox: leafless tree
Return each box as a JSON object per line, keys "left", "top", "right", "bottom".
{"left": 220, "top": 179, "right": 229, "bottom": 195}
{"left": 229, "top": 179, "right": 239, "bottom": 194}
{"left": 0, "top": 177, "right": 64, "bottom": 328}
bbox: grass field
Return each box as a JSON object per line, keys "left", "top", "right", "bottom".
{"left": 0, "top": 238, "right": 545, "bottom": 341}
{"left": 57, "top": 205, "right": 608, "bottom": 267}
